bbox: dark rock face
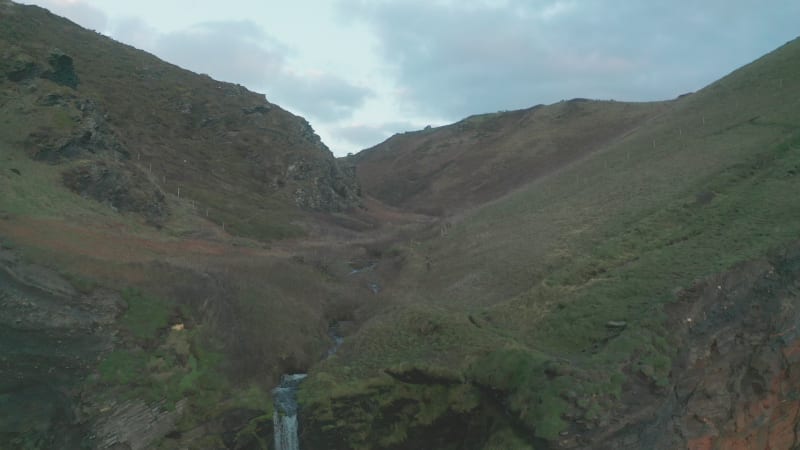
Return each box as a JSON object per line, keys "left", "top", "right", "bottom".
{"left": 589, "top": 247, "right": 800, "bottom": 450}
{"left": 284, "top": 119, "right": 361, "bottom": 212}
{"left": 41, "top": 49, "right": 79, "bottom": 88}
{"left": 665, "top": 249, "right": 800, "bottom": 450}
{"left": 91, "top": 399, "right": 188, "bottom": 450}
{"left": 4, "top": 54, "right": 39, "bottom": 82}
{"left": 300, "top": 381, "right": 496, "bottom": 450}
{"left": 219, "top": 408, "right": 274, "bottom": 450}
{"left": 62, "top": 160, "right": 169, "bottom": 225}
{"left": 0, "top": 248, "right": 124, "bottom": 449}
{"left": 289, "top": 157, "right": 361, "bottom": 212}
{"left": 27, "top": 96, "right": 128, "bottom": 163}
{"left": 1, "top": 48, "right": 78, "bottom": 87}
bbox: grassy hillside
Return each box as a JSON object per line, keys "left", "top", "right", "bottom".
{"left": 352, "top": 99, "right": 669, "bottom": 215}
{"left": 301, "top": 36, "right": 800, "bottom": 448}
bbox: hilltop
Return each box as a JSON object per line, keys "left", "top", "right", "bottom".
{"left": 352, "top": 99, "right": 668, "bottom": 215}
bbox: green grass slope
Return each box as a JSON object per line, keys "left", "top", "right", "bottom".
{"left": 301, "top": 36, "right": 800, "bottom": 448}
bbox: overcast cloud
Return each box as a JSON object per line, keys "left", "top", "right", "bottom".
{"left": 113, "top": 19, "right": 373, "bottom": 122}
{"left": 340, "top": 0, "right": 800, "bottom": 118}
{"left": 17, "top": 0, "right": 800, "bottom": 154}
{"left": 331, "top": 121, "right": 417, "bottom": 152}
{"left": 24, "top": 0, "right": 107, "bottom": 30}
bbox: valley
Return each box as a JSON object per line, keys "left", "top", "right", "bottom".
{"left": 2, "top": 1, "right": 800, "bottom": 449}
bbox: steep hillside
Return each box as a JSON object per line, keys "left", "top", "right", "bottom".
{"left": 0, "top": 0, "right": 359, "bottom": 241}
{"left": 301, "top": 37, "right": 800, "bottom": 449}
{"left": 352, "top": 99, "right": 668, "bottom": 214}
{"left": 0, "top": 2, "right": 369, "bottom": 449}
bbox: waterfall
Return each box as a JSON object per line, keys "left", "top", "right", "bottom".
{"left": 272, "top": 323, "right": 344, "bottom": 449}
{"left": 274, "top": 413, "right": 299, "bottom": 450}
{"left": 273, "top": 374, "right": 307, "bottom": 450}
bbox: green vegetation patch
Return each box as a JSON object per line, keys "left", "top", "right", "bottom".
{"left": 179, "top": 184, "right": 305, "bottom": 242}
{"left": 466, "top": 348, "right": 571, "bottom": 440}
{"left": 301, "top": 375, "right": 484, "bottom": 450}
{"left": 93, "top": 287, "right": 274, "bottom": 447}
{"left": 526, "top": 131, "right": 800, "bottom": 353}
{"left": 95, "top": 327, "right": 216, "bottom": 406}
{"left": 98, "top": 350, "right": 150, "bottom": 386}
{"left": 120, "top": 288, "right": 171, "bottom": 341}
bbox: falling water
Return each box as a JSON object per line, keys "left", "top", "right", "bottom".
{"left": 272, "top": 323, "right": 344, "bottom": 449}
{"left": 272, "top": 373, "right": 307, "bottom": 450}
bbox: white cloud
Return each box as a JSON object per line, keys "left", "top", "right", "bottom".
{"left": 109, "top": 19, "right": 373, "bottom": 123}
{"left": 539, "top": 0, "right": 575, "bottom": 20}
{"left": 18, "top": 0, "right": 800, "bottom": 155}
{"left": 20, "top": 0, "right": 107, "bottom": 31}
{"left": 330, "top": 121, "right": 417, "bottom": 150}
{"left": 153, "top": 21, "right": 287, "bottom": 87}
{"left": 340, "top": 0, "right": 800, "bottom": 120}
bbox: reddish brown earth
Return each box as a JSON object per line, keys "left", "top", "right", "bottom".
{"left": 587, "top": 249, "right": 800, "bottom": 450}
{"left": 353, "top": 99, "right": 669, "bottom": 215}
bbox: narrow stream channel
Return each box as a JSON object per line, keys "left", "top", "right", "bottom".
{"left": 272, "top": 323, "right": 344, "bottom": 450}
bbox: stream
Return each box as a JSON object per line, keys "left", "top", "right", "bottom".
{"left": 272, "top": 323, "right": 344, "bottom": 450}
{"left": 272, "top": 374, "right": 307, "bottom": 450}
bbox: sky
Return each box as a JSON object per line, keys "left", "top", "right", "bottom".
{"left": 16, "top": 1, "right": 800, "bottom": 156}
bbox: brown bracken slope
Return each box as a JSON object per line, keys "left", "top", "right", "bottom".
{"left": 352, "top": 99, "right": 669, "bottom": 215}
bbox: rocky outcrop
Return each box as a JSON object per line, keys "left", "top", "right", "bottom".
{"left": 591, "top": 246, "right": 800, "bottom": 450}
{"left": 40, "top": 49, "right": 79, "bottom": 88}
{"left": 273, "top": 118, "right": 360, "bottom": 212}
{"left": 62, "top": 160, "right": 169, "bottom": 226}
{"left": 0, "top": 248, "right": 124, "bottom": 449}
{"left": 666, "top": 248, "right": 800, "bottom": 450}
{"left": 2, "top": 47, "right": 78, "bottom": 88}
{"left": 2, "top": 1, "right": 361, "bottom": 236}
{"left": 90, "top": 399, "right": 187, "bottom": 450}
{"left": 289, "top": 155, "right": 360, "bottom": 212}
{"left": 27, "top": 95, "right": 128, "bottom": 163}
{"left": 300, "top": 379, "right": 493, "bottom": 450}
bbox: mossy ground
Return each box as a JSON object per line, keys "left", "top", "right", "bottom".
{"left": 87, "top": 287, "right": 277, "bottom": 448}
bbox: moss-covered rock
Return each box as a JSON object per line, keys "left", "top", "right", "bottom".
{"left": 300, "top": 376, "right": 492, "bottom": 450}
{"left": 41, "top": 49, "right": 78, "bottom": 88}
